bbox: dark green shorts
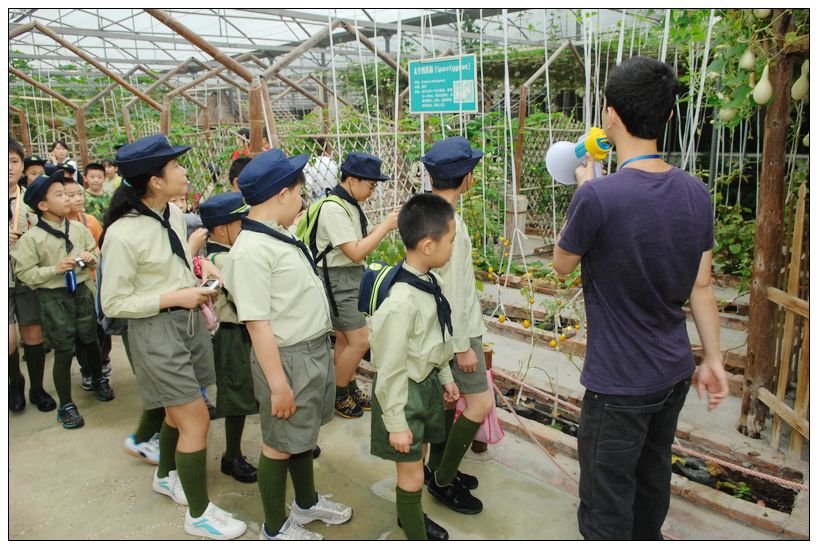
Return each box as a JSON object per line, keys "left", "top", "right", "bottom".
{"left": 370, "top": 370, "right": 446, "bottom": 462}
{"left": 251, "top": 334, "right": 335, "bottom": 454}
{"left": 320, "top": 266, "right": 367, "bottom": 332}
{"left": 37, "top": 284, "right": 97, "bottom": 351}
{"left": 12, "top": 284, "right": 42, "bottom": 327}
{"left": 450, "top": 336, "right": 490, "bottom": 394}
{"left": 127, "top": 309, "right": 216, "bottom": 410}
{"left": 213, "top": 323, "right": 258, "bottom": 417}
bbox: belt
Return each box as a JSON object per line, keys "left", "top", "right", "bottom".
{"left": 159, "top": 306, "right": 190, "bottom": 314}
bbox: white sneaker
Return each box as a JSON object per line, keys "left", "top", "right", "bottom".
{"left": 152, "top": 469, "right": 188, "bottom": 505}
{"left": 124, "top": 433, "right": 160, "bottom": 465}
{"left": 259, "top": 517, "right": 322, "bottom": 541}
{"left": 185, "top": 502, "right": 247, "bottom": 540}
{"left": 289, "top": 493, "right": 353, "bottom": 525}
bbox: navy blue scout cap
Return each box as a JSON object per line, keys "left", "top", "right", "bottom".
{"left": 115, "top": 134, "right": 191, "bottom": 179}
{"left": 340, "top": 151, "right": 390, "bottom": 182}
{"left": 24, "top": 155, "right": 47, "bottom": 168}
{"left": 199, "top": 192, "right": 250, "bottom": 229}
{"left": 23, "top": 170, "right": 65, "bottom": 212}
{"left": 420, "top": 136, "right": 483, "bottom": 180}
{"left": 237, "top": 148, "right": 309, "bottom": 206}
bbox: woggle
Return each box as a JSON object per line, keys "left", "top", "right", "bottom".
{"left": 545, "top": 127, "right": 611, "bottom": 185}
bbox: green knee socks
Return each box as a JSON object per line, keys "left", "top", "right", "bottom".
{"left": 258, "top": 454, "right": 289, "bottom": 535}
{"left": 288, "top": 450, "right": 318, "bottom": 509}
{"left": 396, "top": 486, "right": 426, "bottom": 540}
{"left": 223, "top": 416, "right": 246, "bottom": 461}
{"left": 9, "top": 350, "right": 23, "bottom": 383}
{"left": 135, "top": 408, "right": 166, "bottom": 444}
{"left": 52, "top": 349, "right": 74, "bottom": 407}
{"left": 157, "top": 421, "right": 179, "bottom": 478}
{"left": 77, "top": 341, "right": 103, "bottom": 379}
{"left": 434, "top": 415, "right": 481, "bottom": 486}
{"left": 22, "top": 343, "right": 45, "bottom": 391}
{"left": 427, "top": 408, "right": 456, "bottom": 472}
{"left": 176, "top": 448, "right": 209, "bottom": 518}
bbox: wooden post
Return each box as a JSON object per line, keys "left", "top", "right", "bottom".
{"left": 514, "top": 85, "right": 528, "bottom": 194}
{"left": 789, "top": 318, "right": 809, "bottom": 457}
{"left": 122, "top": 106, "right": 134, "bottom": 142}
{"left": 738, "top": 9, "right": 795, "bottom": 439}
{"left": 160, "top": 95, "right": 171, "bottom": 136}
{"left": 9, "top": 106, "right": 32, "bottom": 155}
{"left": 276, "top": 73, "right": 327, "bottom": 108}
{"left": 259, "top": 77, "right": 281, "bottom": 149}
{"left": 248, "top": 79, "right": 264, "bottom": 156}
{"left": 75, "top": 109, "right": 89, "bottom": 166}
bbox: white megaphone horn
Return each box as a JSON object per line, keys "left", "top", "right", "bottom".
{"left": 545, "top": 127, "right": 612, "bottom": 185}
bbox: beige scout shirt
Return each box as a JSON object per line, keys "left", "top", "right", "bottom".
{"left": 9, "top": 186, "right": 38, "bottom": 289}
{"left": 433, "top": 213, "right": 487, "bottom": 354}
{"left": 206, "top": 241, "right": 240, "bottom": 325}
{"left": 222, "top": 219, "right": 332, "bottom": 348}
{"left": 100, "top": 203, "right": 197, "bottom": 319}
{"left": 314, "top": 199, "right": 365, "bottom": 268}
{"left": 369, "top": 262, "right": 455, "bottom": 433}
{"left": 11, "top": 217, "right": 98, "bottom": 291}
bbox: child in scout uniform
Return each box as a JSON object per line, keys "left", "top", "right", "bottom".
{"left": 11, "top": 170, "right": 116, "bottom": 429}
{"left": 222, "top": 149, "right": 353, "bottom": 541}
{"left": 9, "top": 139, "right": 53, "bottom": 413}
{"left": 83, "top": 162, "right": 110, "bottom": 222}
{"left": 199, "top": 192, "right": 259, "bottom": 483}
{"left": 100, "top": 134, "right": 246, "bottom": 540}
{"left": 22, "top": 154, "right": 47, "bottom": 187}
{"left": 102, "top": 158, "right": 121, "bottom": 194}
{"left": 368, "top": 193, "right": 461, "bottom": 540}
{"left": 313, "top": 151, "right": 399, "bottom": 419}
{"left": 422, "top": 137, "right": 492, "bottom": 514}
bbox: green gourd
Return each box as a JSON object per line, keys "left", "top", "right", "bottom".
{"left": 792, "top": 60, "right": 809, "bottom": 101}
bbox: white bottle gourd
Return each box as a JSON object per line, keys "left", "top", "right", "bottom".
{"left": 792, "top": 60, "right": 809, "bottom": 101}
{"left": 753, "top": 64, "right": 773, "bottom": 105}
{"left": 739, "top": 49, "right": 755, "bottom": 71}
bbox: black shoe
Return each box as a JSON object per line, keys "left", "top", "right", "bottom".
{"left": 398, "top": 513, "right": 449, "bottom": 541}
{"left": 220, "top": 455, "right": 258, "bottom": 483}
{"left": 455, "top": 470, "right": 479, "bottom": 490}
{"left": 93, "top": 377, "right": 116, "bottom": 401}
{"left": 57, "top": 403, "right": 85, "bottom": 429}
{"left": 312, "top": 445, "right": 321, "bottom": 459}
{"left": 334, "top": 394, "right": 363, "bottom": 419}
{"left": 29, "top": 387, "right": 56, "bottom": 412}
{"left": 349, "top": 386, "right": 372, "bottom": 411}
{"left": 9, "top": 378, "right": 26, "bottom": 412}
{"left": 428, "top": 473, "right": 483, "bottom": 515}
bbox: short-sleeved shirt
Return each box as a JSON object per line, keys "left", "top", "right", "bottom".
{"left": 84, "top": 191, "right": 111, "bottom": 222}
{"left": 205, "top": 241, "right": 240, "bottom": 325}
{"left": 559, "top": 167, "right": 714, "bottom": 396}
{"left": 315, "top": 200, "right": 364, "bottom": 268}
{"left": 222, "top": 219, "right": 332, "bottom": 347}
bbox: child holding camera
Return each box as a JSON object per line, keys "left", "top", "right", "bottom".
{"left": 11, "top": 170, "right": 116, "bottom": 429}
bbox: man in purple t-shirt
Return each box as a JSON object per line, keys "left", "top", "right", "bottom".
{"left": 553, "top": 57, "right": 728, "bottom": 540}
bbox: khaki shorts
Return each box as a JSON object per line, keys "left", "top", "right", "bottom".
{"left": 450, "top": 336, "right": 489, "bottom": 394}
{"left": 213, "top": 323, "right": 258, "bottom": 417}
{"left": 11, "top": 284, "right": 41, "bottom": 327}
{"left": 127, "top": 309, "right": 216, "bottom": 410}
{"left": 320, "top": 266, "right": 366, "bottom": 331}
{"left": 370, "top": 369, "right": 446, "bottom": 462}
{"left": 37, "top": 284, "right": 98, "bottom": 351}
{"left": 251, "top": 334, "right": 335, "bottom": 454}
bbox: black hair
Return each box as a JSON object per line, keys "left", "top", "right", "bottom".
{"left": 238, "top": 128, "right": 249, "bottom": 139}
{"left": 429, "top": 174, "right": 466, "bottom": 191}
{"left": 102, "top": 158, "right": 117, "bottom": 168}
{"left": 398, "top": 193, "right": 455, "bottom": 250}
{"left": 100, "top": 165, "right": 166, "bottom": 246}
{"left": 62, "top": 177, "right": 81, "bottom": 187}
{"left": 9, "top": 138, "right": 24, "bottom": 160}
{"left": 50, "top": 139, "right": 68, "bottom": 151}
{"left": 604, "top": 56, "right": 685, "bottom": 140}
{"left": 84, "top": 163, "right": 105, "bottom": 176}
{"left": 229, "top": 155, "right": 252, "bottom": 182}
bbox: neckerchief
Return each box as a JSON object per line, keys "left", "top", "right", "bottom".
{"left": 394, "top": 261, "right": 453, "bottom": 341}
{"left": 131, "top": 200, "right": 190, "bottom": 269}
{"left": 240, "top": 218, "right": 318, "bottom": 276}
{"left": 330, "top": 184, "right": 368, "bottom": 238}
{"left": 36, "top": 218, "right": 74, "bottom": 254}
{"left": 205, "top": 241, "right": 231, "bottom": 255}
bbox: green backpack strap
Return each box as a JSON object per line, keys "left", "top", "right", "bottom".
{"left": 295, "top": 194, "right": 352, "bottom": 261}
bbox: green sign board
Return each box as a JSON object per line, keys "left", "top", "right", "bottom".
{"left": 408, "top": 54, "right": 478, "bottom": 114}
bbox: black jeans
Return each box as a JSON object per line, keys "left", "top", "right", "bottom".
{"left": 577, "top": 376, "right": 691, "bottom": 540}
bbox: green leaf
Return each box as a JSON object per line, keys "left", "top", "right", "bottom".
{"left": 728, "top": 243, "right": 742, "bottom": 254}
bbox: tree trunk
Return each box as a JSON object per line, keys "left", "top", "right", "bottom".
{"left": 737, "top": 9, "right": 794, "bottom": 438}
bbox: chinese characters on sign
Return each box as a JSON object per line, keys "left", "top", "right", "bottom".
{"left": 408, "top": 54, "right": 478, "bottom": 114}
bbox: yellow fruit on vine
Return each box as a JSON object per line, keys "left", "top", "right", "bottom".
{"left": 504, "top": 252, "right": 509, "bottom": 257}
{"left": 575, "top": 324, "right": 581, "bottom": 330}
{"left": 559, "top": 334, "right": 566, "bottom": 342}
{"left": 498, "top": 314, "right": 507, "bottom": 323}
{"left": 549, "top": 340, "right": 557, "bottom": 348}
{"left": 529, "top": 298, "right": 535, "bottom": 304}
{"left": 488, "top": 266, "right": 494, "bottom": 273}
{"left": 523, "top": 319, "right": 531, "bottom": 329}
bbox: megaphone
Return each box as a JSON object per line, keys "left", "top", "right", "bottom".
{"left": 545, "top": 127, "right": 612, "bottom": 185}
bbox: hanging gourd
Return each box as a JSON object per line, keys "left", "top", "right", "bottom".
{"left": 718, "top": 107, "right": 738, "bottom": 122}
{"left": 792, "top": 60, "right": 809, "bottom": 101}
{"left": 753, "top": 64, "right": 773, "bottom": 105}
{"left": 803, "top": 133, "right": 810, "bottom": 147}
{"left": 739, "top": 48, "right": 756, "bottom": 70}
{"left": 753, "top": 9, "right": 771, "bottom": 19}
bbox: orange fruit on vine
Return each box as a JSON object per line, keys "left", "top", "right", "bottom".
{"left": 498, "top": 314, "right": 506, "bottom": 323}
{"left": 559, "top": 334, "right": 566, "bottom": 342}
{"left": 523, "top": 319, "right": 531, "bottom": 329}
{"left": 549, "top": 339, "right": 557, "bottom": 348}
{"left": 575, "top": 324, "right": 581, "bottom": 330}
{"left": 529, "top": 298, "right": 535, "bottom": 304}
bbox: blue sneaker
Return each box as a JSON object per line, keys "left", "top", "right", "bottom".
{"left": 184, "top": 502, "right": 246, "bottom": 540}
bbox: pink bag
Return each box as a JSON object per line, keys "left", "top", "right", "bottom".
{"left": 199, "top": 299, "right": 218, "bottom": 332}
{"left": 454, "top": 369, "right": 505, "bottom": 445}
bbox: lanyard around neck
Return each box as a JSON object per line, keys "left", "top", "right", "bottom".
{"left": 618, "top": 154, "right": 661, "bottom": 170}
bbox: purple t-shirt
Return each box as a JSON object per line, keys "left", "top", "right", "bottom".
{"left": 559, "top": 167, "right": 714, "bottom": 395}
